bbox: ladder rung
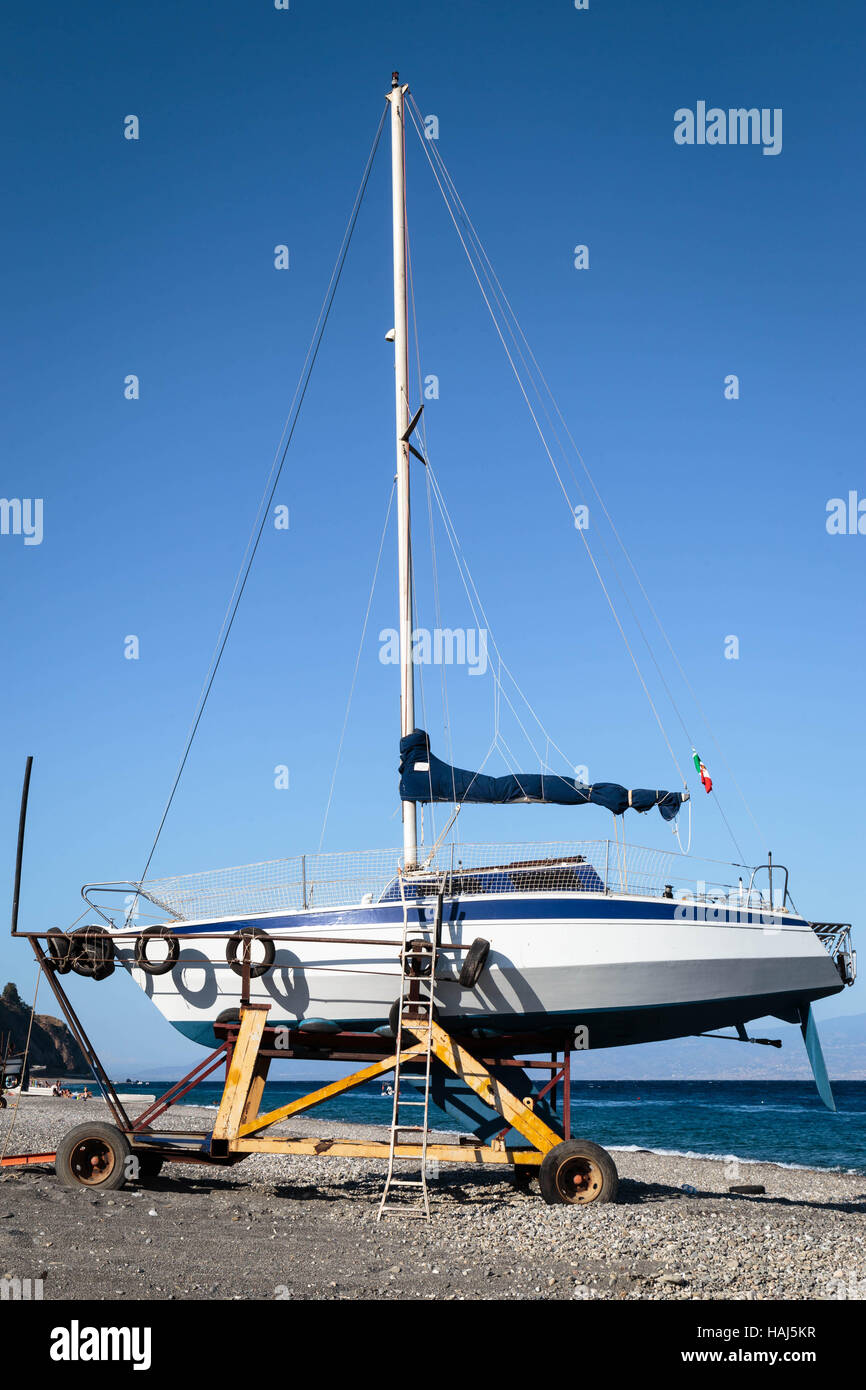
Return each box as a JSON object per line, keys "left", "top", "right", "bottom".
{"left": 378, "top": 914, "right": 441, "bottom": 1219}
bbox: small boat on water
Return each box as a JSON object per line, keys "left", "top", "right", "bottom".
{"left": 58, "top": 75, "right": 852, "bottom": 1103}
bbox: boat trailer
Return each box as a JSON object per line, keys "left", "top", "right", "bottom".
{"left": 4, "top": 758, "right": 619, "bottom": 1211}
{"left": 3, "top": 996, "right": 617, "bottom": 1210}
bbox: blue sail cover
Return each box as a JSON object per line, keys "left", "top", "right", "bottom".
{"left": 399, "top": 729, "right": 687, "bottom": 822}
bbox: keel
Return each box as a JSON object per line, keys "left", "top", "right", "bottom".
{"left": 799, "top": 1004, "right": 836, "bottom": 1113}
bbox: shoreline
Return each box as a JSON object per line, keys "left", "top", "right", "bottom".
{"left": 2, "top": 1097, "right": 865, "bottom": 1300}
{"left": 3, "top": 1089, "right": 861, "bottom": 1178}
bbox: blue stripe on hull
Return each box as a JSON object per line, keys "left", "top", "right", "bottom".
{"left": 170, "top": 897, "right": 808, "bottom": 934}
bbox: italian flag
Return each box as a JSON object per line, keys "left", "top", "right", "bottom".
{"left": 693, "top": 751, "right": 712, "bottom": 794}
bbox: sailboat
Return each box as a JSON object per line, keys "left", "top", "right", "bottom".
{"left": 69, "top": 75, "right": 853, "bottom": 1103}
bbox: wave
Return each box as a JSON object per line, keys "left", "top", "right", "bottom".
{"left": 607, "top": 1143, "right": 860, "bottom": 1174}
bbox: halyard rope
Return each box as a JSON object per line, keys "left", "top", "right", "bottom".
{"left": 407, "top": 95, "right": 760, "bottom": 858}
{"left": 134, "top": 104, "right": 388, "bottom": 894}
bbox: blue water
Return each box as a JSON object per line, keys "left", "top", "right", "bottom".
{"left": 110, "top": 1079, "right": 866, "bottom": 1173}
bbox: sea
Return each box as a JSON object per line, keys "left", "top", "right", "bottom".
{"left": 105, "top": 1078, "right": 866, "bottom": 1174}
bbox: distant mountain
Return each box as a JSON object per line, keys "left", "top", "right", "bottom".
{"left": 568, "top": 1012, "right": 866, "bottom": 1080}
{"left": 0, "top": 981, "right": 89, "bottom": 1075}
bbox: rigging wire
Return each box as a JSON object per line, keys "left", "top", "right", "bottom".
{"left": 134, "top": 104, "right": 388, "bottom": 891}
{"left": 406, "top": 101, "right": 688, "bottom": 794}
{"left": 318, "top": 480, "right": 396, "bottom": 851}
{"left": 408, "top": 93, "right": 757, "bottom": 854}
{"left": 424, "top": 459, "right": 578, "bottom": 779}
{"left": 405, "top": 217, "right": 459, "bottom": 813}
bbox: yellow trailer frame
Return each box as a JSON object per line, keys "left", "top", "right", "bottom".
{"left": 204, "top": 1005, "right": 618, "bottom": 1204}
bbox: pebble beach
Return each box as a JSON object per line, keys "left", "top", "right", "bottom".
{"left": 2, "top": 1096, "right": 864, "bottom": 1301}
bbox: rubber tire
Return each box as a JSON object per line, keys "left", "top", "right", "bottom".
{"left": 403, "top": 938, "right": 433, "bottom": 978}
{"left": 55, "top": 1123, "right": 131, "bottom": 1191}
{"left": 512, "top": 1165, "right": 536, "bottom": 1190}
{"left": 213, "top": 1007, "right": 241, "bottom": 1043}
{"left": 388, "top": 998, "right": 440, "bottom": 1035}
{"left": 134, "top": 926, "right": 180, "bottom": 977}
{"left": 538, "top": 1139, "right": 619, "bottom": 1206}
{"left": 226, "top": 926, "right": 275, "bottom": 979}
{"left": 134, "top": 1154, "right": 164, "bottom": 1181}
{"left": 69, "top": 925, "right": 115, "bottom": 980}
{"left": 46, "top": 928, "right": 74, "bottom": 975}
{"left": 459, "top": 937, "right": 491, "bottom": 988}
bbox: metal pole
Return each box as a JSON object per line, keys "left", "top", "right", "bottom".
{"left": 388, "top": 70, "right": 417, "bottom": 868}
{"left": 11, "top": 756, "right": 33, "bottom": 936}
{"left": 768, "top": 851, "right": 773, "bottom": 910}
{"left": 27, "top": 938, "right": 132, "bottom": 1131}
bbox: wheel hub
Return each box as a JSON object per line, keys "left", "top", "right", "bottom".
{"left": 69, "top": 1137, "right": 116, "bottom": 1185}
{"left": 556, "top": 1155, "right": 602, "bottom": 1203}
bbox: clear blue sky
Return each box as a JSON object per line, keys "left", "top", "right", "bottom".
{"left": 1, "top": 0, "right": 863, "bottom": 1072}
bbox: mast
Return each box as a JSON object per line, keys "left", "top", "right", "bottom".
{"left": 388, "top": 71, "right": 417, "bottom": 867}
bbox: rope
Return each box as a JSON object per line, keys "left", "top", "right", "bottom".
{"left": 407, "top": 103, "right": 687, "bottom": 792}
{"left": 131, "top": 105, "right": 388, "bottom": 896}
{"left": 409, "top": 93, "right": 758, "bottom": 852}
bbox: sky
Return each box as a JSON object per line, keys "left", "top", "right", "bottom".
{"left": 1, "top": 0, "right": 864, "bottom": 1073}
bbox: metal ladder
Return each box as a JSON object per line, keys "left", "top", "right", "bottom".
{"left": 377, "top": 873, "right": 443, "bottom": 1220}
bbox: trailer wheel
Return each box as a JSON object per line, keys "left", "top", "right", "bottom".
{"left": 132, "top": 1153, "right": 164, "bottom": 1181}
{"left": 459, "top": 937, "right": 490, "bottom": 988}
{"left": 538, "top": 1139, "right": 618, "bottom": 1206}
{"left": 512, "top": 1164, "right": 536, "bottom": 1190}
{"left": 55, "top": 1123, "right": 130, "bottom": 1191}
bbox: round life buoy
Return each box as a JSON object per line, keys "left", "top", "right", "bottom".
{"left": 134, "top": 926, "right": 180, "bottom": 976}
{"left": 226, "top": 926, "right": 275, "bottom": 978}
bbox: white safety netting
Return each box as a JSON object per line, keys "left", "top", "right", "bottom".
{"left": 124, "top": 840, "right": 749, "bottom": 923}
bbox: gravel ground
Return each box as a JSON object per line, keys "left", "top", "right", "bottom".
{"left": 2, "top": 1097, "right": 864, "bottom": 1301}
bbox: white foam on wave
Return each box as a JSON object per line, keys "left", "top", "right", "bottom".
{"left": 608, "top": 1143, "right": 858, "bottom": 1174}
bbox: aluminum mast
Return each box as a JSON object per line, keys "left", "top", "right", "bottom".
{"left": 388, "top": 71, "right": 417, "bottom": 867}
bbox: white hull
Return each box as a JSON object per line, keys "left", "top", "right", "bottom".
{"left": 113, "top": 892, "right": 844, "bottom": 1048}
